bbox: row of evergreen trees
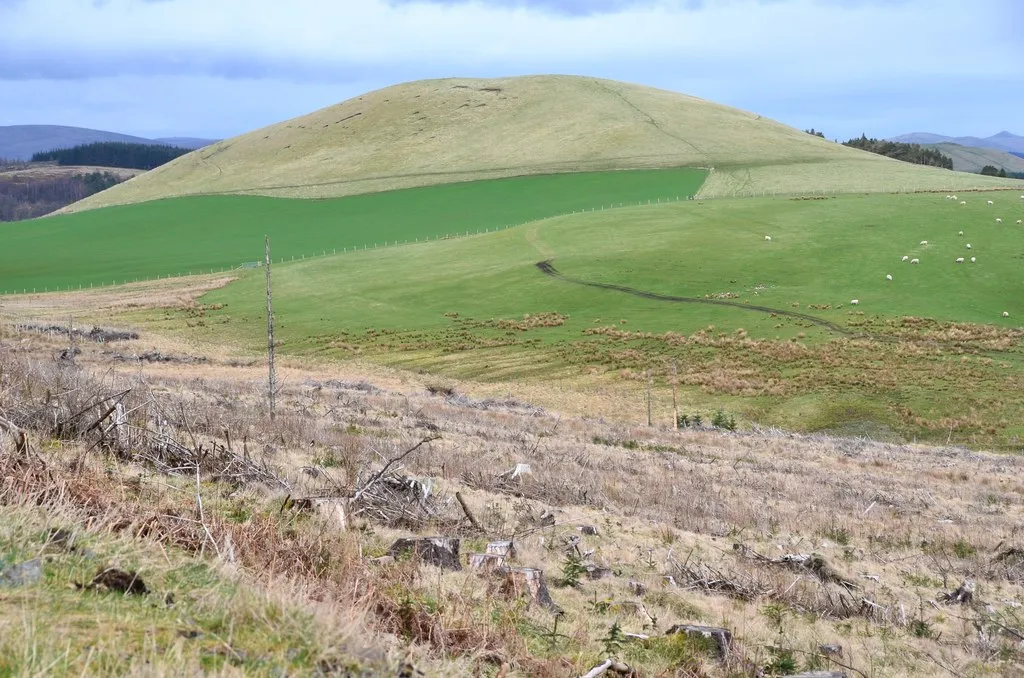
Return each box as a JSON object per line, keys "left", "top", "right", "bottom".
{"left": 840, "top": 134, "right": 954, "bottom": 169}
{"left": 32, "top": 141, "right": 190, "bottom": 170}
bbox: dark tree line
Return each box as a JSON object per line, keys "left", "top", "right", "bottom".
{"left": 980, "top": 165, "right": 1010, "bottom": 177}
{"left": 0, "top": 171, "right": 123, "bottom": 221}
{"left": 804, "top": 128, "right": 826, "bottom": 138}
{"left": 841, "top": 135, "right": 954, "bottom": 169}
{"left": 32, "top": 141, "right": 190, "bottom": 170}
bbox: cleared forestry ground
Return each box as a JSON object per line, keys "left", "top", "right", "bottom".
{"left": 0, "top": 168, "right": 705, "bottom": 293}
{"left": 132, "top": 189, "right": 1024, "bottom": 450}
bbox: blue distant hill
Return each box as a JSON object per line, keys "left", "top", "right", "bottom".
{"left": 0, "top": 125, "right": 218, "bottom": 161}
{"left": 890, "top": 131, "right": 1024, "bottom": 154}
{"left": 1012, "top": 151, "right": 1024, "bottom": 160}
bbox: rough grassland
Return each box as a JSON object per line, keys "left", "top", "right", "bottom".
{"left": 3, "top": 328, "right": 1024, "bottom": 676}
{"left": 64, "top": 75, "right": 1022, "bottom": 212}
{"left": 0, "top": 168, "right": 706, "bottom": 292}
{"left": 143, "top": 190, "right": 1024, "bottom": 449}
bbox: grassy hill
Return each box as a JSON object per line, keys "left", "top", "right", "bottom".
{"left": 929, "top": 142, "right": 1024, "bottom": 174}
{"left": 65, "top": 75, "right": 1021, "bottom": 212}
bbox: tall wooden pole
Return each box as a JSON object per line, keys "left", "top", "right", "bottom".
{"left": 672, "top": 360, "right": 679, "bottom": 431}
{"left": 646, "top": 370, "right": 652, "bottom": 427}
{"left": 265, "top": 236, "right": 276, "bottom": 422}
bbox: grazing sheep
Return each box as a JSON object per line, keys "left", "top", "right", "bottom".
{"left": 765, "top": 235, "right": 772, "bottom": 241}
{"left": 902, "top": 255, "right": 910, "bottom": 262}
{"left": 970, "top": 257, "right": 976, "bottom": 263}
{"left": 911, "top": 258, "right": 920, "bottom": 264}
{"left": 958, "top": 230, "right": 964, "bottom": 236}
{"left": 966, "top": 243, "right": 972, "bottom": 249}
{"left": 1003, "top": 311, "right": 1010, "bottom": 318}
{"left": 960, "top": 201, "right": 967, "bottom": 205}
{"left": 955, "top": 257, "right": 964, "bottom": 263}
{"left": 850, "top": 299, "right": 859, "bottom": 305}
{"left": 920, "top": 240, "right": 928, "bottom": 245}
{"left": 997, "top": 218, "right": 1003, "bottom": 223}
{"left": 886, "top": 274, "right": 893, "bottom": 280}
{"left": 952, "top": 195, "right": 958, "bottom": 200}
{"left": 1018, "top": 220, "right": 1023, "bottom": 225}
{"left": 988, "top": 200, "right": 994, "bottom": 205}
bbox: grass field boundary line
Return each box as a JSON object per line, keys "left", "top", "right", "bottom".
{"left": 534, "top": 259, "right": 861, "bottom": 338}
{"left": 1, "top": 195, "right": 697, "bottom": 296}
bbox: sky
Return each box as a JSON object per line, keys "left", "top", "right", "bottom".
{"left": 0, "top": 0, "right": 1021, "bottom": 141}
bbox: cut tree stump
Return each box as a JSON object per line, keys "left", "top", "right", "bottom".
{"left": 942, "top": 579, "right": 975, "bottom": 605}
{"left": 486, "top": 540, "right": 517, "bottom": 558}
{"left": 314, "top": 499, "right": 347, "bottom": 530}
{"left": 388, "top": 537, "right": 461, "bottom": 571}
{"left": 584, "top": 563, "right": 613, "bottom": 580}
{"left": 665, "top": 624, "right": 732, "bottom": 659}
{"left": 498, "top": 567, "right": 560, "bottom": 612}
{"left": 468, "top": 553, "right": 507, "bottom": 572}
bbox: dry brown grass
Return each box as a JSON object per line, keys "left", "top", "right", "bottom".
{"left": 4, "top": 323, "right": 1024, "bottom": 676}
{"left": 62, "top": 75, "right": 1023, "bottom": 213}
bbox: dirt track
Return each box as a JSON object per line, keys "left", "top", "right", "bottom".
{"left": 534, "top": 259, "right": 856, "bottom": 337}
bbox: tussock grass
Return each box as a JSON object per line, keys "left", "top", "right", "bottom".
{"left": 64, "top": 75, "right": 1022, "bottom": 212}
{"left": 4, "top": 326, "right": 1024, "bottom": 675}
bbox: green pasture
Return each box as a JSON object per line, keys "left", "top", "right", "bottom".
{"left": 205, "top": 190, "right": 1024, "bottom": 337}
{"left": 0, "top": 168, "right": 707, "bottom": 293}
{"left": 185, "top": 190, "right": 1024, "bottom": 447}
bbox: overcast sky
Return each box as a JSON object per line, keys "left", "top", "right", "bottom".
{"left": 0, "top": 0, "right": 1020, "bottom": 141}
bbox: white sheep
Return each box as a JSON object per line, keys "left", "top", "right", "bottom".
{"left": 886, "top": 274, "right": 893, "bottom": 280}
{"left": 1018, "top": 220, "right": 1023, "bottom": 225}
{"left": 911, "top": 258, "right": 920, "bottom": 264}
{"left": 902, "top": 255, "right": 909, "bottom": 262}
{"left": 970, "top": 257, "right": 976, "bottom": 263}
{"left": 920, "top": 240, "right": 928, "bottom": 246}
{"left": 850, "top": 299, "right": 859, "bottom": 305}
{"left": 996, "top": 218, "right": 1003, "bottom": 223}
{"left": 960, "top": 201, "right": 967, "bottom": 205}
{"left": 955, "top": 257, "right": 964, "bottom": 263}
{"left": 988, "top": 200, "right": 994, "bottom": 205}
{"left": 765, "top": 235, "right": 772, "bottom": 241}
{"left": 958, "top": 230, "right": 964, "bottom": 236}
{"left": 953, "top": 195, "right": 958, "bottom": 200}
{"left": 1003, "top": 311, "right": 1010, "bottom": 318}
{"left": 966, "top": 243, "right": 972, "bottom": 249}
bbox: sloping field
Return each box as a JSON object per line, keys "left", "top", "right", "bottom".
{"left": 929, "top": 142, "right": 1024, "bottom": 174}
{"left": 166, "top": 189, "right": 1024, "bottom": 448}
{"left": 64, "top": 75, "right": 1021, "bottom": 212}
{"left": 0, "top": 168, "right": 705, "bottom": 292}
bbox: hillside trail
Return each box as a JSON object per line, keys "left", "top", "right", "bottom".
{"left": 534, "top": 259, "right": 860, "bottom": 338}
{"left": 523, "top": 220, "right": 556, "bottom": 259}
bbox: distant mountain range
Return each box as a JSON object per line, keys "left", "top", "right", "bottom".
{"left": 0, "top": 125, "right": 218, "bottom": 161}
{"left": 890, "top": 131, "right": 1024, "bottom": 154}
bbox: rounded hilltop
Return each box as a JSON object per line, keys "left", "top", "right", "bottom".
{"left": 65, "top": 74, "right": 1022, "bottom": 212}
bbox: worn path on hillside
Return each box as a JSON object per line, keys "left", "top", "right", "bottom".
{"left": 535, "top": 259, "right": 858, "bottom": 337}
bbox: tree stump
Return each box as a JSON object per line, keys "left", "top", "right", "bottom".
{"left": 942, "top": 579, "right": 975, "bottom": 605}
{"left": 665, "top": 624, "right": 732, "bottom": 659}
{"left": 388, "top": 537, "right": 461, "bottom": 571}
{"left": 468, "top": 553, "right": 507, "bottom": 572}
{"left": 498, "top": 567, "right": 560, "bottom": 612}
{"left": 486, "top": 540, "right": 516, "bottom": 558}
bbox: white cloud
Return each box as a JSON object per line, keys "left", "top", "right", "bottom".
{"left": 0, "top": 0, "right": 1019, "bottom": 81}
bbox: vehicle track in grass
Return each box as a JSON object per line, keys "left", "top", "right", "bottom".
{"left": 534, "top": 259, "right": 859, "bottom": 338}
